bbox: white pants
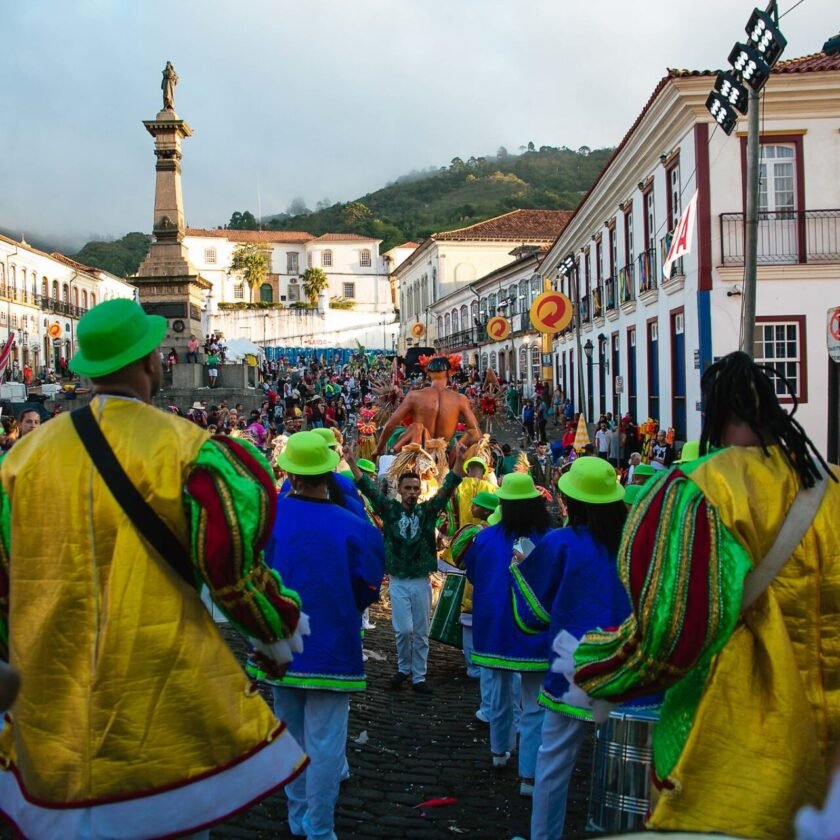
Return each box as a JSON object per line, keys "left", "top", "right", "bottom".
{"left": 486, "top": 669, "right": 545, "bottom": 779}
{"left": 462, "top": 626, "right": 492, "bottom": 719}
{"left": 389, "top": 576, "right": 431, "bottom": 683}
{"left": 530, "top": 711, "right": 590, "bottom": 840}
{"left": 272, "top": 687, "right": 350, "bottom": 840}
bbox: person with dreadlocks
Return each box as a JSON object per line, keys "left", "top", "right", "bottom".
{"left": 566, "top": 351, "right": 839, "bottom": 839}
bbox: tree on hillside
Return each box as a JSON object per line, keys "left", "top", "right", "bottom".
{"left": 450, "top": 157, "right": 465, "bottom": 172}
{"left": 287, "top": 197, "right": 311, "bottom": 217}
{"left": 341, "top": 201, "right": 372, "bottom": 228}
{"left": 228, "top": 244, "right": 268, "bottom": 302}
{"left": 496, "top": 146, "right": 509, "bottom": 159}
{"left": 302, "top": 267, "right": 329, "bottom": 305}
{"left": 227, "top": 210, "right": 259, "bottom": 230}
{"left": 316, "top": 197, "right": 332, "bottom": 211}
{"left": 71, "top": 232, "right": 151, "bottom": 277}
{"left": 527, "top": 141, "right": 536, "bottom": 152}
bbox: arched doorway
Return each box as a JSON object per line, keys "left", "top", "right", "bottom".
{"left": 259, "top": 283, "right": 273, "bottom": 303}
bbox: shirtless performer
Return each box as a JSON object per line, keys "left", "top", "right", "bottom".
{"left": 373, "top": 356, "right": 480, "bottom": 458}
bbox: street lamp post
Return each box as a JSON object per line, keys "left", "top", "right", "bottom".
{"left": 584, "top": 338, "right": 595, "bottom": 423}
{"left": 561, "top": 254, "right": 586, "bottom": 418}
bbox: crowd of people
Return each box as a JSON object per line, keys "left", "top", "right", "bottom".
{"left": 0, "top": 298, "right": 838, "bottom": 840}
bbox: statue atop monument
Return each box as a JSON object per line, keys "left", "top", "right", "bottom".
{"left": 161, "top": 61, "right": 178, "bottom": 111}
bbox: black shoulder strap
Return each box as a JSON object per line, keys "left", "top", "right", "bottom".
{"left": 70, "top": 404, "right": 195, "bottom": 588}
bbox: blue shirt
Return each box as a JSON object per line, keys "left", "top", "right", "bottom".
{"left": 280, "top": 472, "right": 366, "bottom": 521}
{"left": 464, "top": 525, "right": 550, "bottom": 671}
{"left": 266, "top": 496, "right": 384, "bottom": 691}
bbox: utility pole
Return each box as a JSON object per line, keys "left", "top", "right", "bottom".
{"left": 740, "top": 87, "right": 761, "bottom": 354}
{"left": 570, "top": 263, "right": 586, "bottom": 418}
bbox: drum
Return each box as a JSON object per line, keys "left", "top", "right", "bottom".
{"left": 587, "top": 707, "right": 660, "bottom": 833}
{"left": 429, "top": 572, "right": 465, "bottom": 649}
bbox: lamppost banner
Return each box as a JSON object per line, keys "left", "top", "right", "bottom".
{"left": 662, "top": 190, "right": 699, "bottom": 280}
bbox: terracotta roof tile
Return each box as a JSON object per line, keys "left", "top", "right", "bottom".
{"left": 50, "top": 252, "right": 97, "bottom": 273}
{"left": 432, "top": 209, "right": 574, "bottom": 242}
{"left": 311, "top": 232, "right": 380, "bottom": 242}
{"left": 395, "top": 241, "right": 420, "bottom": 249}
{"left": 774, "top": 50, "right": 840, "bottom": 73}
{"left": 185, "top": 228, "right": 314, "bottom": 243}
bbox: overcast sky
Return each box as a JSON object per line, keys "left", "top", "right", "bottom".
{"left": 0, "top": 0, "right": 834, "bottom": 248}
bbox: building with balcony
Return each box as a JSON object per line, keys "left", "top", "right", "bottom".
{"left": 0, "top": 234, "right": 137, "bottom": 373}
{"left": 395, "top": 210, "right": 572, "bottom": 353}
{"left": 539, "top": 46, "right": 840, "bottom": 457}
{"left": 182, "top": 228, "right": 404, "bottom": 350}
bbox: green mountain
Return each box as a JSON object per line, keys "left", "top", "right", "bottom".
{"left": 62, "top": 144, "right": 612, "bottom": 276}
{"left": 260, "top": 145, "right": 612, "bottom": 250}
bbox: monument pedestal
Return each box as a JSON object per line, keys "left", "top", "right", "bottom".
{"left": 134, "top": 102, "right": 210, "bottom": 355}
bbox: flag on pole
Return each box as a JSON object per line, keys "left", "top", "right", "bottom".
{"left": 662, "top": 190, "right": 699, "bottom": 281}
{"left": 573, "top": 413, "right": 590, "bottom": 453}
{"left": 0, "top": 332, "right": 16, "bottom": 380}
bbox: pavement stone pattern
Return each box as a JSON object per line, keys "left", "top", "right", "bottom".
{"left": 214, "top": 606, "right": 594, "bottom": 839}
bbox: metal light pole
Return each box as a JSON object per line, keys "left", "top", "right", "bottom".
{"left": 569, "top": 260, "right": 587, "bottom": 418}
{"left": 741, "top": 88, "right": 761, "bottom": 354}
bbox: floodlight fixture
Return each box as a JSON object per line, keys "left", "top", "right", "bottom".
{"left": 705, "top": 91, "right": 739, "bottom": 135}
{"left": 714, "top": 70, "right": 750, "bottom": 115}
{"left": 746, "top": 7, "right": 787, "bottom": 68}
{"left": 728, "top": 41, "right": 771, "bottom": 91}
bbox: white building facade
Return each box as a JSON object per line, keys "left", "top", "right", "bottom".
{"left": 0, "top": 235, "right": 137, "bottom": 372}
{"left": 395, "top": 210, "right": 572, "bottom": 353}
{"left": 182, "top": 228, "right": 403, "bottom": 350}
{"left": 538, "top": 50, "right": 840, "bottom": 456}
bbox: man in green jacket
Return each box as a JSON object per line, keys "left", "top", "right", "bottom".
{"left": 345, "top": 443, "right": 467, "bottom": 693}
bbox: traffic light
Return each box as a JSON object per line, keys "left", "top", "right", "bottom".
{"left": 706, "top": 91, "right": 739, "bottom": 135}
{"left": 714, "top": 70, "right": 750, "bottom": 115}
{"left": 746, "top": 7, "right": 788, "bottom": 68}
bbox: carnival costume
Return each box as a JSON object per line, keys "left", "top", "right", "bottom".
{"left": 572, "top": 446, "right": 840, "bottom": 839}
{"left": 0, "top": 300, "right": 307, "bottom": 839}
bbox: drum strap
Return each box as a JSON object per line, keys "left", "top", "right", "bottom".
{"left": 741, "top": 468, "right": 828, "bottom": 612}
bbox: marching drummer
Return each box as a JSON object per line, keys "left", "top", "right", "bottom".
{"left": 510, "top": 457, "right": 638, "bottom": 840}
{"left": 344, "top": 443, "right": 467, "bottom": 694}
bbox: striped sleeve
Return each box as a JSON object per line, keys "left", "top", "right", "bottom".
{"left": 573, "top": 470, "right": 752, "bottom": 702}
{"left": 509, "top": 537, "right": 559, "bottom": 636}
{"left": 185, "top": 436, "right": 302, "bottom": 642}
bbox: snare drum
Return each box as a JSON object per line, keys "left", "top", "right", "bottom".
{"left": 587, "top": 707, "right": 660, "bottom": 833}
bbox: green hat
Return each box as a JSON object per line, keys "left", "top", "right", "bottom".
{"left": 464, "top": 457, "right": 489, "bottom": 475}
{"left": 624, "top": 484, "right": 643, "bottom": 506}
{"left": 487, "top": 507, "right": 503, "bottom": 525}
{"left": 357, "top": 458, "right": 377, "bottom": 475}
{"left": 339, "top": 469, "right": 355, "bottom": 480}
{"left": 675, "top": 440, "right": 701, "bottom": 464}
{"left": 471, "top": 491, "right": 500, "bottom": 511}
{"left": 69, "top": 299, "right": 167, "bottom": 379}
{"left": 496, "top": 473, "right": 542, "bottom": 501}
{"left": 633, "top": 463, "right": 656, "bottom": 479}
{"left": 312, "top": 428, "right": 340, "bottom": 450}
{"left": 557, "top": 457, "right": 624, "bottom": 505}
{"left": 276, "top": 431, "right": 340, "bottom": 476}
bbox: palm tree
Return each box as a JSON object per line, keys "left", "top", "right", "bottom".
{"left": 228, "top": 244, "right": 268, "bottom": 302}
{"left": 302, "top": 267, "right": 329, "bottom": 305}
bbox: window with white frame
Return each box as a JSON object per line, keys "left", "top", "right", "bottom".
{"left": 645, "top": 191, "right": 656, "bottom": 253}
{"left": 444, "top": 313, "right": 451, "bottom": 335}
{"left": 322, "top": 250, "right": 333, "bottom": 267}
{"left": 759, "top": 145, "right": 796, "bottom": 213}
{"left": 668, "top": 164, "right": 681, "bottom": 231}
{"left": 288, "top": 282, "right": 300, "bottom": 302}
{"left": 204, "top": 247, "right": 217, "bottom": 264}
{"left": 674, "top": 312, "right": 685, "bottom": 334}
{"left": 452, "top": 309, "right": 460, "bottom": 332}
{"left": 531, "top": 344, "right": 540, "bottom": 382}
{"left": 360, "top": 249, "right": 371, "bottom": 267}
{"left": 307, "top": 253, "right": 313, "bottom": 269}
{"left": 234, "top": 284, "right": 244, "bottom": 299}
{"left": 286, "top": 252, "right": 299, "bottom": 274}
{"left": 342, "top": 282, "right": 355, "bottom": 299}
{"left": 753, "top": 319, "right": 805, "bottom": 400}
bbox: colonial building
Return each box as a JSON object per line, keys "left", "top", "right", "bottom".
{"left": 394, "top": 210, "right": 572, "bottom": 353}
{"left": 0, "top": 234, "right": 137, "bottom": 372}
{"left": 182, "top": 228, "right": 406, "bottom": 350}
{"left": 538, "top": 47, "right": 840, "bottom": 457}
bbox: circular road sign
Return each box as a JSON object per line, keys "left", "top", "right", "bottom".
{"left": 485, "top": 316, "right": 511, "bottom": 341}
{"left": 529, "top": 291, "right": 573, "bottom": 334}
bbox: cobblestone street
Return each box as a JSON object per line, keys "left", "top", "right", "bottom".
{"left": 216, "top": 602, "right": 593, "bottom": 839}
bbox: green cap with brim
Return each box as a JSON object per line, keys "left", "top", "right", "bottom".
{"left": 674, "top": 440, "right": 701, "bottom": 464}
{"left": 464, "top": 457, "right": 489, "bottom": 475}
{"left": 496, "top": 473, "right": 542, "bottom": 501}
{"left": 357, "top": 458, "right": 377, "bottom": 475}
{"left": 69, "top": 299, "right": 168, "bottom": 379}
{"left": 471, "top": 491, "right": 500, "bottom": 511}
{"left": 276, "top": 431, "right": 340, "bottom": 476}
{"left": 624, "top": 484, "right": 643, "bottom": 506}
{"left": 633, "top": 463, "right": 656, "bottom": 478}
{"left": 312, "top": 428, "right": 340, "bottom": 450}
{"left": 487, "top": 507, "right": 503, "bottom": 525}
{"left": 557, "top": 457, "right": 624, "bottom": 505}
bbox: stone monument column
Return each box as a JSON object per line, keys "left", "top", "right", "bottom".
{"left": 134, "top": 62, "right": 210, "bottom": 358}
